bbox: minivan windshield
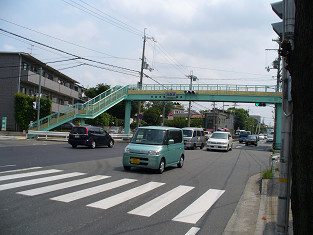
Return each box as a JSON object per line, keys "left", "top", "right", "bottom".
{"left": 131, "top": 128, "right": 166, "bottom": 145}
{"left": 183, "top": 130, "right": 193, "bottom": 137}
{"left": 211, "top": 132, "right": 228, "bottom": 139}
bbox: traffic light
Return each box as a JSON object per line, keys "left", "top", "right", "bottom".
{"left": 271, "top": 1, "right": 283, "bottom": 39}
{"left": 255, "top": 103, "right": 266, "bottom": 107}
{"left": 172, "top": 102, "right": 180, "bottom": 105}
{"left": 184, "top": 90, "right": 197, "bottom": 95}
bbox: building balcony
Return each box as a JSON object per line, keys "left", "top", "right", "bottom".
{"left": 22, "top": 71, "right": 79, "bottom": 99}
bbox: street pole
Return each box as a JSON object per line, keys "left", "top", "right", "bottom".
{"left": 137, "top": 29, "right": 146, "bottom": 128}
{"left": 187, "top": 76, "right": 192, "bottom": 127}
{"left": 277, "top": 0, "right": 294, "bottom": 234}
{"left": 36, "top": 67, "right": 42, "bottom": 131}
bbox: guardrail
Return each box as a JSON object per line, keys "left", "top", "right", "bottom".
{"left": 26, "top": 130, "right": 69, "bottom": 140}
{"left": 26, "top": 130, "right": 133, "bottom": 140}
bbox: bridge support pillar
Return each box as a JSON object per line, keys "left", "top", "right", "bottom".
{"left": 275, "top": 103, "right": 282, "bottom": 149}
{"left": 80, "top": 119, "right": 85, "bottom": 126}
{"left": 124, "top": 100, "right": 131, "bottom": 134}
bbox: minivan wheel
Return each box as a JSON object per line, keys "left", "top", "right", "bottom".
{"left": 177, "top": 155, "right": 184, "bottom": 168}
{"left": 158, "top": 159, "right": 165, "bottom": 174}
{"left": 200, "top": 143, "right": 204, "bottom": 149}
{"left": 71, "top": 144, "right": 77, "bottom": 148}
{"left": 124, "top": 166, "right": 131, "bottom": 171}
{"left": 90, "top": 140, "right": 96, "bottom": 149}
{"left": 108, "top": 139, "right": 114, "bottom": 148}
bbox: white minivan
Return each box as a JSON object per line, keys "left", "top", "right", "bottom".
{"left": 182, "top": 127, "right": 205, "bottom": 150}
{"left": 207, "top": 131, "right": 233, "bottom": 151}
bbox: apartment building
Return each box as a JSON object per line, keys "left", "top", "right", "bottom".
{"left": 0, "top": 52, "right": 86, "bottom": 131}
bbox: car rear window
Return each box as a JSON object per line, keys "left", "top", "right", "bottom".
{"left": 71, "top": 127, "right": 87, "bottom": 134}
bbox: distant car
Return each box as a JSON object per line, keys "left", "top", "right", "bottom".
{"left": 182, "top": 127, "right": 205, "bottom": 150}
{"left": 258, "top": 134, "right": 265, "bottom": 140}
{"left": 52, "top": 122, "right": 75, "bottom": 131}
{"left": 239, "top": 131, "right": 251, "bottom": 143}
{"left": 267, "top": 135, "right": 274, "bottom": 142}
{"left": 207, "top": 131, "right": 233, "bottom": 151}
{"left": 109, "top": 126, "right": 119, "bottom": 134}
{"left": 245, "top": 135, "right": 258, "bottom": 146}
{"left": 68, "top": 126, "right": 114, "bottom": 149}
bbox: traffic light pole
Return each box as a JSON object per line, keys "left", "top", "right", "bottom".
{"left": 276, "top": 0, "right": 294, "bottom": 234}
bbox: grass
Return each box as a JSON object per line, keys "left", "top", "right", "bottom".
{"left": 262, "top": 168, "right": 274, "bottom": 179}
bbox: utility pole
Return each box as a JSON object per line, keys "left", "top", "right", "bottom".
{"left": 187, "top": 72, "right": 197, "bottom": 127}
{"left": 36, "top": 67, "right": 42, "bottom": 132}
{"left": 276, "top": 0, "right": 294, "bottom": 234}
{"left": 137, "top": 29, "right": 155, "bottom": 127}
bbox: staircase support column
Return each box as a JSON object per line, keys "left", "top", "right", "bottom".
{"left": 80, "top": 119, "right": 85, "bottom": 126}
{"left": 124, "top": 100, "right": 131, "bottom": 134}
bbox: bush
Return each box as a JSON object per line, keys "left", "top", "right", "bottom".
{"left": 14, "top": 93, "right": 51, "bottom": 130}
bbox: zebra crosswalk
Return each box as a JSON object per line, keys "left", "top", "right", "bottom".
{"left": 0, "top": 167, "right": 225, "bottom": 226}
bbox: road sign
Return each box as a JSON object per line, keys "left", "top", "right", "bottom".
{"left": 2, "top": 117, "right": 7, "bottom": 131}
{"left": 138, "top": 113, "right": 143, "bottom": 120}
{"left": 168, "top": 113, "right": 173, "bottom": 120}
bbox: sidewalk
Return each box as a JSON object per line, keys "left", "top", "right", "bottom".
{"left": 224, "top": 172, "right": 293, "bottom": 235}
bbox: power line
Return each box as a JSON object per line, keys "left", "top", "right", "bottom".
{"left": 62, "top": 0, "right": 142, "bottom": 37}
{"left": 0, "top": 28, "right": 140, "bottom": 76}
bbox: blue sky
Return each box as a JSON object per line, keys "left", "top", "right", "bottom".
{"left": 0, "top": 0, "right": 280, "bottom": 126}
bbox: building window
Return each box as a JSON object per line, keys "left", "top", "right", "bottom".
{"left": 22, "top": 63, "right": 28, "bottom": 70}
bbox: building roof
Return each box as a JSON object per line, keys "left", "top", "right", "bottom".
{"left": 0, "top": 52, "right": 79, "bottom": 84}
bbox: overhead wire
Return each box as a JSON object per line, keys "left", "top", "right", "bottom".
{"left": 0, "top": 28, "right": 140, "bottom": 77}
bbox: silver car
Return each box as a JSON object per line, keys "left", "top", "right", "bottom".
{"left": 207, "top": 131, "right": 233, "bottom": 151}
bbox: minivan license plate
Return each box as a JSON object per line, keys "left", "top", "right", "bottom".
{"left": 130, "top": 158, "right": 140, "bottom": 164}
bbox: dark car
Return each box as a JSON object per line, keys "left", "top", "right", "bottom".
{"left": 239, "top": 131, "right": 251, "bottom": 143}
{"left": 245, "top": 135, "right": 258, "bottom": 146}
{"left": 52, "top": 122, "right": 75, "bottom": 131}
{"left": 68, "top": 126, "right": 114, "bottom": 149}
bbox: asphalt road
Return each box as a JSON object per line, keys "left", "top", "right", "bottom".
{"left": 0, "top": 138, "right": 273, "bottom": 235}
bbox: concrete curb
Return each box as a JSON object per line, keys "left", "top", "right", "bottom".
{"left": 255, "top": 179, "right": 269, "bottom": 234}
{"left": 223, "top": 173, "right": 262, "bottom": 235}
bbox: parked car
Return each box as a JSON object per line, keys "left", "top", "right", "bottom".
{"left": 267, "top": 135, "right": 274, "bottom": 142}
{"left": 68, "top": 126, "right": 114, "bottom": 149}
{"left": 109, "top": 126, "right": 119, "bottom": 134}
{"left": 245, "top": 135, "right": 258, "bottom": 146}
{"left": 239, "top": 131, "right": 251, "bottom": 143}
{"left": 123, "top": 126, "right": 185, "bottom": 174}
{"left": 182, "top": 127, "right": 205, "bottom": 149}
{"left": 52, "top": 122, "right": 75, "bottom": 131}
{"left": 206, "top": 131, "right": 233, "bottom": 151}
{"left": 258, "top": 134, "right": 265, "bottom": 140}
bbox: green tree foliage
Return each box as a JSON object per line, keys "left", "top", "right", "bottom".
{"left": 14, "top": 93, "right": 51, "bottom": 130}
{"left": 85, "top": 83, "right": 111, "bottom": 98}
{"left": 190, "top": 118, "right": 203, "bottom": 128}
{"left": 85, "top": 112, "right": 111, "bottom": 126}
{"left": 227, "top": 107, "right": 249, "bottom": 130}
{"left": 164, "top": 117, "right": 186, "bottom": 128}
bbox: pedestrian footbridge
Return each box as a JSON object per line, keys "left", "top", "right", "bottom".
{"left": 28, "top": 84, "right": 282, "bottom": 148}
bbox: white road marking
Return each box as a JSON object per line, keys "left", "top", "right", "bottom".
{"left": 0, "top": 169, "right": 63, "bottom": 181}
{"left": 128, "top": 185, "right": 194, "bottom": 217}
{"left": 17, "top": 175, "right": 110, "bottom": 196}
{"left": 185, "top": 227, "right": 200, "bottom": 235}
{"left": 51, "top": 178, "right": 137, "bottom": 202}
{"left": 0, "top": 167, "right": 42, "bottom": 174}
{"left": 87, "top": 182, "right": 165, "bottom": 210}
{"left": 0, "top": 172, "right": 85, "bottom": 191}
{"left": 172, "top": 189, "right": 225, "bottom": 224}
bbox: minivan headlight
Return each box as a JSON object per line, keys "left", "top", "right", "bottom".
{"left": 148, "top": 150, "right": 160, "bottom": 156}
{"left": 125, "top": 148, "right": 131, "bottom": 153}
